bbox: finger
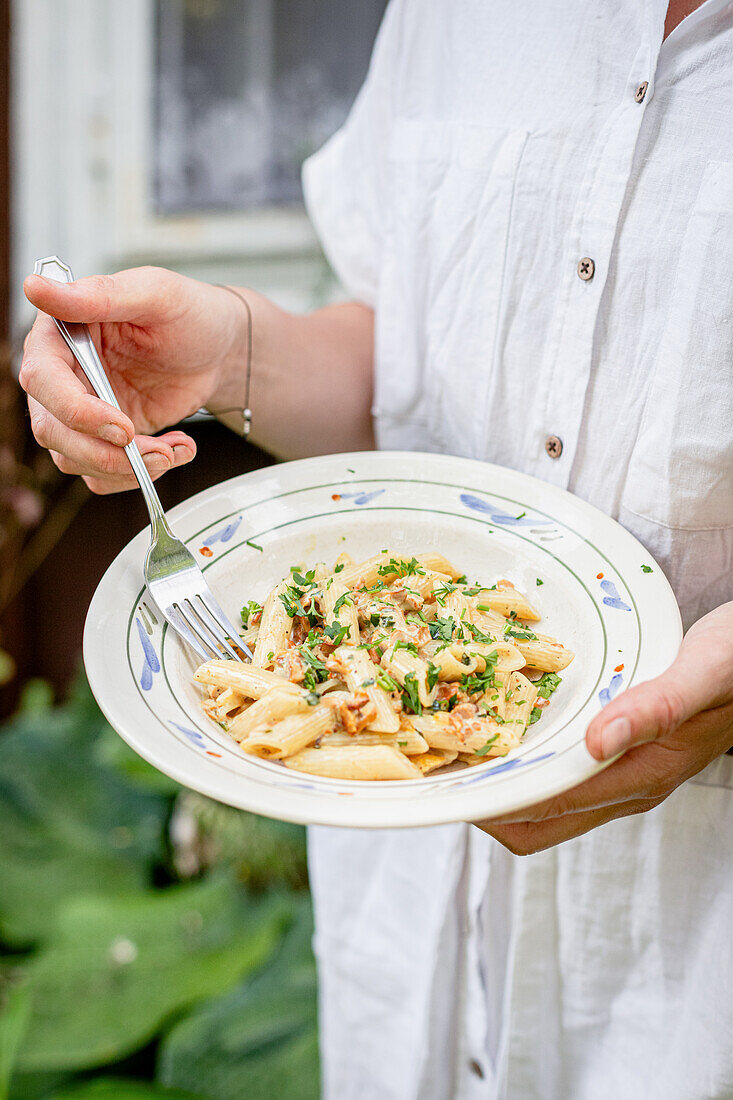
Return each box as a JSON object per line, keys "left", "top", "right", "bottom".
{"left": 475, "top": 796, "right": 662, "bottom": 855}
{"left": 54, "top": 440, "right": 195, "bottom": 495}
{"left": 481, "top": 707, "right": 725, "bottom": 825}
{"left": 42, "top": 425, "right": 196, "bottom": 479}
{"left": 21, "top": 316, "right": 134, "bottom": 443}
{"left": 585, "top": 665, "right": 700, "bottom": 762}
{"left": 24, "top": 266, "right": 180, "bottom": 325}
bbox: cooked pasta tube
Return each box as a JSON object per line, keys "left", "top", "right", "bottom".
{"left": 283, "top": 744, "right": 422, "bottom": 780}
{"left": 411, "top": 748, "right": 458, "bottom": 774}
{"left": 252, "top": 580, "right": 291, "bottom": 667}
{"left": 380, "top": 644, "right": 436, "bottom": 707}
{"left": 321, "top": 579, "right": 360, "bottom": 645}
{"left": 462, "top": 642, "right": 525, "bottom": 672}
{"left": 473, "top": 584, "right": 540, "bottom": 621}
{"left": 194, "top": 659, "right": 307, "bottom": 699}
{"left": 332, "top": 645, "right": 400, "bottom": 733}
{"left": 400, "top": 570, "right": 452, "bottom": 601}
{"left": 503, "top": 671, "right": 539, "bottom": 735}
{"left": 240, "top": 708, "right": 335, "bottom": 758}
{"left": 320, "top": 729, "right": 429, "bottom": 755}
{"left": 480, "top": 669, "right": 511, "bottom": 721}
{"left": 227, "top": 689, "right": 311, "bottom": 742}
{"left": 203, "top": 686, "right": 246, "bottom": 722}
{"left": 328, "top": 551, "right": 400, "bottom": 590}
{"left": 412, "top": 713, "right": 521, "bottom": 755}
{"left": 430, "top": 646, "right": 479, "bottom": 681}
{"left": 513, "top": 633, "right": 574, "bottom": 671}
{"left": 240, "top": 625, "right": 260, "bottom": 649}
{"left": 415, "top": 553, "right": 463, "bottom": 579}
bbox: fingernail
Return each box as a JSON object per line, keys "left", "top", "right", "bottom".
{"left": 99, "top": 423, "right": 130, "bottom": 446}
{"left": 172, "top": 445, "right": 193, "bottom": 463}
{"left": 144, "top": 452, "right": 171, "bottom": 473}
{"left": 601, "top": 716, "right": 633, "bottom": 759}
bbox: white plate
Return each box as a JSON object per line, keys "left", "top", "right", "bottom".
{"left": 84, "top": 451, "right": 681, "bottom": 828}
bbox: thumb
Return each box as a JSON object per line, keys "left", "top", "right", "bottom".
{"left": 586, "top": 657, "right": 703, "bottom": 762}
{"left": 24, "top": 266, "right": 180, "bottom": 325}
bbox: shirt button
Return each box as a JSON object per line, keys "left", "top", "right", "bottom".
{"left": 469, "top": 1059, "right": 485, "bottom": 1079}
{"left": 577, "top": 257, "right": 595, "bottom": 281}
{"left": 634, "top": 80, "right": 649, "bottom": 103}
{"left": 545, "top": 435, "right": 563, "bottom": 458}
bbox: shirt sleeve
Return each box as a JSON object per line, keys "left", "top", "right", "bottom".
{"left": 302, "top": 1, "right": 403, "bottom": 307}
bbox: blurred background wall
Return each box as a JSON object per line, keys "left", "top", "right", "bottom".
{"left": 0, "top": 6, "right": 386, "bottom": 1098}
{"left": 2, "top": 0, "right": 387, "bottom": 708}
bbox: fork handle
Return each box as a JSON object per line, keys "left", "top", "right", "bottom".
{"left": 33, "top": 256, "right": 172, "bottom": 539}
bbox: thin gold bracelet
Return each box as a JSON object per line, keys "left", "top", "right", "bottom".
{"left": 200, "top": 284, "right": 253, "bottom": 437}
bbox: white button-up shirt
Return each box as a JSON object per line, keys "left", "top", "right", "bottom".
{"left": 302, "top": 2, "right": 733, "bottom": 1097}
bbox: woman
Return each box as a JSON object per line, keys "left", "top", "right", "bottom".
{"left": 20, "top": 1, "right": 733, "bottom": 1096}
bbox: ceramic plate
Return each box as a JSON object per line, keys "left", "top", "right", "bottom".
{"left": 84, "top": 451, "right": 681, "bottom": 828}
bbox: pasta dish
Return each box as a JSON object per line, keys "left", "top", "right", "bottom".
{"left": 194, "top": 551, "right": 574, "bottom": 780}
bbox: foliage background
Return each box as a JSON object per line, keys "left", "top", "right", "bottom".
{"left": 0, "top": 676, "right": 319, "bottom": 1099}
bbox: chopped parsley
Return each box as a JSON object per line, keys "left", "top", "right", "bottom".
{"left": 536, "top": 578, "right": 544, "bottom": 586}
{"left": 460, "top": 652, "right": 498, "bottom": 695}
{"left": 426, "top": 660, "right": 441, "bottom": 692}
{"left": 290, "top": 568, "right": 316, "bottom": 587}
{"left": 376, "top": 669, "right": 399, "bottom": 694}
{"left": 377, "top": 556, "right": 425, "bottom": 579}
{"left": 240, "top": 600, "right": 262, "bottom": 626}
{"left": 535, "top": 671, "right": 562, "bottom": 699}
{"left": 299, "top": 645, "right": 330, "bottom": 690}
{"left": 245, "top": 539, "right": 263, "bottom": 552}
{"left": 474, "top": 734, "right": 500, "bottom": 756}
{"left": 334, "top": 562, "right": 345, "bottom": 574}
{"left": 400, "top": 672, "right": 422, "bottom": 715}
{"left": 393, "top": 639, "right": 419, "bottom": 656}
{"left": 332, "top": 592, "right": 354, "bottom": 615}
{"left": 433, "top": 581, "right": 457, "bottom": 606}
{"left": 528, "top": 706, "right": 543, "bottom": 725}
{"left": 641, "top": 564, "right": 653, "bottom": 573}
{"left": 323, "top": 622, "right": 350, "bottom": 646}
{"left": 429, "top": 615, "right": 456, "bottom": 642}
{"left": 503, "top": 622, "right": 538, "bottom": 641}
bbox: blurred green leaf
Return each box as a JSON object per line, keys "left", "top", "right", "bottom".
{"left": 17, "top": 680, "right": 54, "bottom": 715}
{"left": 8, "top": 875, "right": 289, "bottom": 1074}
{"left": 0, "top": 699, "right": 167, "bottom": 946}
{"left": 0, "top": 984, "right": 31, "bottom": 1099}
{"left": 170, "top": 793, "right": 307, "bottom": 890}
{"left": 48, "top": 1078, "right": 202, "bottom": 1099}
{"left": 158, "top": 897, "right": 318, "bottom": 1100}
{"left": 94, "top": 727, "right": 182, "bottom": 798}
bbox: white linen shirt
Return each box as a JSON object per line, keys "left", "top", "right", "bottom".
{"left": 302, "top": 2, "right": 733, "bottom": 1098}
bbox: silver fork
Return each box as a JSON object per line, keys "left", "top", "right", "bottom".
{"left": 34, "top": 255, "right": 250, "bottom": 664}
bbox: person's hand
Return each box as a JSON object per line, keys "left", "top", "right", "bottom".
{"left": 475, "top": 601, "right": 733, "bottom": 853}
{"left": 20, "top": 266, "right": 248, "bottom": 493}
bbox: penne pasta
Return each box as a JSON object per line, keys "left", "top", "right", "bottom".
{"left": 380, "top": 643, "right": 436, "bottom": 707}
{"left": 411, "top": 748, "right": 458, "bottom": 774}
{"left": 240, "top": 708, "right": 335, "bottom": 758}
{"left": 252, "top": 580, "right": 292, "bottom": 667}
{"left": 283, "top": 744, "right": 422, "bottom": 780}
{"left": 227, "top": 689, "right": 311, "bottom": 742}
{"left": 194, "top": 551, "right": 572, "bottom": 780}
{"left": 321, "top": 579, "right": 360, "bottom": 646}
{"left": 332, "top": 644, "right": 400, "bottom": 733}
{"left": 472, "top": 583, "right": 541, "bottom": 621}
{"left": 194, "top": 659, "right": 307, "bottom": 699}
{"left": 503, "top": 671, "right": 539, "bottom": 736}
{"left": 320, "top": 728, "right": 429, "bottom": 755}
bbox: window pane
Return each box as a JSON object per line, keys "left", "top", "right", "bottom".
{"left": 154, "top": 0, "right": 387, "bottom": 214}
